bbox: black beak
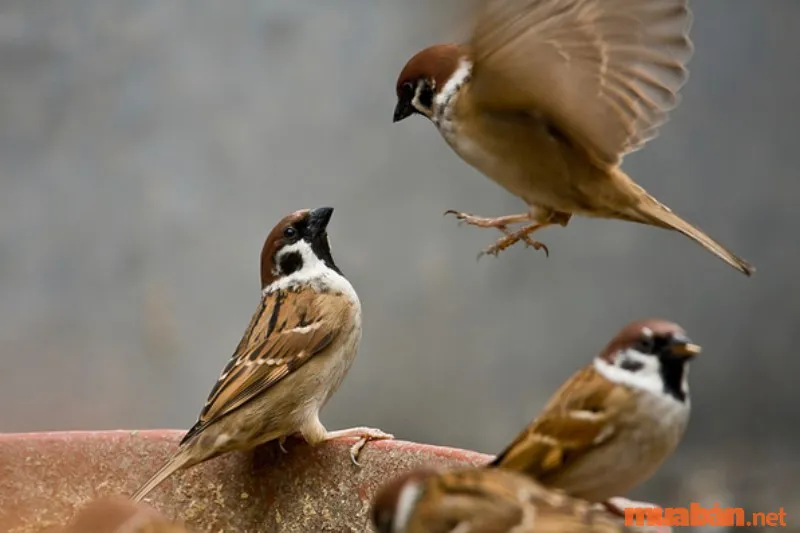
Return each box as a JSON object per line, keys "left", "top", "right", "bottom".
{"left": 666, "top": 333, "right": 702, "bottom": 359}
{"left": 393, "top": 99, "right": 415, "bottom": 123}
{"left": 307, "top": 207, "right": 334, "bottom": 238}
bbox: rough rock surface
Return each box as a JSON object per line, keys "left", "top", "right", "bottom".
{"left": 0, "top": 430, "right": 490, "bottom": 532}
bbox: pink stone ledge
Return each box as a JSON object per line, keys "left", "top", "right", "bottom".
{"left": 0, "top": 430, "right": 670, "bottom": 533}
{"left": 0, "top": 430, "right": 489, "bottom": 532}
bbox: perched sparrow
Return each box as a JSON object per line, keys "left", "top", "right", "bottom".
{"left": 489, "top": 319, "right": 699, "bottom": 504}
{"left": 393, "top": 0, "right": 754, "bottom": 276}
{"left": 371, "top": 467, "right": 639, "bottom": 533}
{"left": 55, "top": 497, "right": 191, "bottom": 533}
{"left": 131, "top": 207, "right": 392, "bottom": 502}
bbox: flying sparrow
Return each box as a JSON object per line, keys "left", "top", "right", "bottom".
{"left": 393, "top": 0, "right": 754, "bottom": 276}
{"left": 371, "top": 467, "right": 642, "bottom": 533}
{"left": 54, "top": 497, "right": 192, "bottom": 533}
{"left": 489, "top": 319, "right": 699, "bottom": 505}
{"left": 131, "top": 207, "right": 393, "bottom": 502}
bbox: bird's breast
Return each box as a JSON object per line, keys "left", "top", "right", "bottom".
{"left": 552, "top": 394, "right": 690, "bottom": 501}
{"left": 317, "top": 319, "right": 362, "bottom": 408}
{"left": 434, "top": 104, "right": 581, "bottom": 208}
{"left": 436, "top": 111, "right": 510, "bottom": 185}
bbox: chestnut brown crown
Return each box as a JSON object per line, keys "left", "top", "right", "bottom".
{"left": 394, "top": 44, "right": 466, "bottom": 123}
{"left": 259, "top": 207, "right": 339, "bottom": 289}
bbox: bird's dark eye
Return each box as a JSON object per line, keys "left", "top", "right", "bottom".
{"left": 283, "top": 226, "right": 297, "bottom": 239}
{"left": 635, "top": 337, "right": 656, "bottom": 354}
{"left": 401, "top": 82, "right": 414, "bottom": 96}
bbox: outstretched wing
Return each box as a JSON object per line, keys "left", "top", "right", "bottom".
{"left": 470, "top": 0, "right": 693, "bottom": 165}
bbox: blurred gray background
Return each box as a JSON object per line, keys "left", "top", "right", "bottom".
{"left": 1, "top": 0, "right": 797, "bottom": 530}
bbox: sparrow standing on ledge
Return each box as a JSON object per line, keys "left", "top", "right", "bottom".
{"left": 489, "top": 319, "right": 699, "bottom": 507}
{"left": 393, "top": 0, "right": 754, "bottom": 275}
{"left": 371, "top": 467, "right": 640, "bottom": 533}
{"left": 131, "top": 207, "right": 392, "bottom": 502}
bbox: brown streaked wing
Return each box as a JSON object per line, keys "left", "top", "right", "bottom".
{"left": 415, "top": 469, "right": 525, "bottom": 532}
{"left": 491, "top": 366, "right": 631, "bottom": 480}
{"left": 469, "top": 0, "right": 693, "bottom": 166}
{"left": 421, "top": 469, "right": 629, "bottom": 532}
{"left": 182, "top": 287, "right": 349, "bottom": 442}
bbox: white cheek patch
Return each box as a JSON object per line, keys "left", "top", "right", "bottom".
{"left": 412, "top": 83, "right": 432, "bottom": 118}
{"left": 274, "top": 241, "right": 318, "bottom": 274}
{"left": 393, "top": 481, "right": 423, "bottom": 533}
{"left": 434, "top": 60, "right": 472, "bottom": 109}
{"left": 594, "top": 349, "right": 666, "bottom": 398}
{"left": 265, "top": 240, "right": 360, "bottom": 305}
{"left": 432, "top": 60, "right": 472, "bottom": 126}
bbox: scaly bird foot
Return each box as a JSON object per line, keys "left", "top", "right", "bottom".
{"left": 321, "top": 427, "right": 395, "bottom": 467}
{"left": 348, "top": 428, "right": 394, "bottom": 467}
{"left": 477, "top": 223, "right": 550, "bottom": 259}
{"left": 444, "top": 210, "right": 530, "bottom": 229}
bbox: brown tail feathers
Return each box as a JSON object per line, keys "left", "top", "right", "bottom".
{"left": 628, "top": 196, "right": 755, "bottom": 277}
{"left": 130, "top": 449, "right": 193, "bottom": 503}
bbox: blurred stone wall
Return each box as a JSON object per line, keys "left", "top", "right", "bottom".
{"left": 1, "top": 1, "right": 798, "bottom": 527}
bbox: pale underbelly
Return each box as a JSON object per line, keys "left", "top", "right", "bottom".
{"left": 442, "top": 131, "right": 575, "bottom": 211}
{"left": 551, "top": 413, "right": 688, "bottom": 501}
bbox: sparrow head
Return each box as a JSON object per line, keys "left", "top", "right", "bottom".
{"left": 394, "top": 44, "right": 468, "bottom": 123}
{"left": 371, "top": 469, "right": 436, "bottom": 533}
{"left": 260, "top": 207, "right": 341, "bottom": 290}
{"left": 598, "top": 319, "right": 701, "bottom": 402}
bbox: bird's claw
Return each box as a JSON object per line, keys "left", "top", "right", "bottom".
{"left": 445, "top": 210, "right": 550, "bottom": 258}
{"left": 477, "top": 235, "right": 549, "bottom": 260}
{"left": 525, "top": 238, "right": 549, "bottom": 257}
{"left": 348, "top": 429, "right": 394, "bottom": 467}
{"left": 443, "top": 210, "right": 508, "bottom": 229}
{"left": 444, "top": 209, "right": 470, "bottom": 227}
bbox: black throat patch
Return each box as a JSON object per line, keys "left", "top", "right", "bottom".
{"left": 309, "top": 233, "right": 342, "bottom": 276}
{"left": 659, "top": 358, "right": 687, "bottom": 402}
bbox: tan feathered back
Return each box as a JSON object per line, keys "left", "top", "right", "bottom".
{"left": 411, "top": 469, "right": 633, "bottom": 532}
{"left": 489, "top": 366, "right": 633, "bottom": 481}
{"left": 183, "top": 286, "right": 349, "bottom": 443}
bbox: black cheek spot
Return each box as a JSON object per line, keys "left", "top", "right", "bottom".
{"left": 620, "top": 359, "right": 645, "bottom": 372}
{"left": 419, "top": 85, "right": 434, "bottom": 109}
{"left": 279, "top": 252, "right": 303, "bottom": 275}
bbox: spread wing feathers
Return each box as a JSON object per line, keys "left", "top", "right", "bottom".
{"left": 469, "top": 0, "right": 693, "bottom": 166}
{"left": 429, "top": 469, "right": 630, "bottom": 532}
{"left": 180, "top": 287, "right": 347, "bottom": 444}
{"left": 489, "top": 366, "right": 632, "bottom": 480}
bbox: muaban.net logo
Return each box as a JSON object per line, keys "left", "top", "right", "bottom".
{"left": 625, "top": 503, "right": 788, "bottom": 528}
